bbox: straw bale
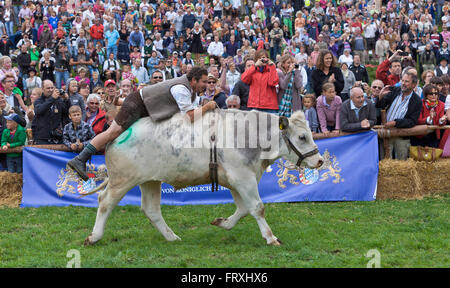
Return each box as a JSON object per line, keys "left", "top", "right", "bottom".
{"left": 414, "top": 158, "right": 450, "bottom": 196}
{"left": 0, "top": 171, "right": 23, "bottom": 207}
{"left": 377, "top": 159, "right": 423, "bottom": 200}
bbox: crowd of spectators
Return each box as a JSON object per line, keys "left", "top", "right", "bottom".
{"left": 0, "top": 0, "right": 450, "bottom": 173}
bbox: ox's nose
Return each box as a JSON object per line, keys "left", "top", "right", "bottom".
{"left": 316, "top": 160, "right": 324, "bottom": 169}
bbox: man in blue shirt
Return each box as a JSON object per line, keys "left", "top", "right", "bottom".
{"left": 104, "top": 25, "right": 120, "bottom": 59}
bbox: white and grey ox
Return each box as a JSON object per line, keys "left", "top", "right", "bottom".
{"left": 83, "top": 110, "right": 323, "bottom": 246}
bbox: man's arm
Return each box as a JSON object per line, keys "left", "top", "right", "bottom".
{"left": 186, "top": 101, "right": 217, "bottom": 122}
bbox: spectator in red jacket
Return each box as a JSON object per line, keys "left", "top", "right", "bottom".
{"left": 240, "top": 49, "right": 279, "bottom": 113}
{"left": 411, "top": 84, "right": 447, "bottom": 148}
{"left": 85, "top": 93, "right": 106, "bottom": 135}
{"left": 376, "top": 50, "right": 402, "bottom": 86}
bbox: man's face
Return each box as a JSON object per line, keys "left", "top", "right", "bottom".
{"left": 350, "top": 88, "right": 365, "bottom": 108}
{"left": 106, "top": 84, "right": 116, "bottom": 96}
{"left": 354, "top": 55, "right": 360, "bottom": 66}
{"left": 43, "top": 81, "right": 55, "bottom": 97}
{"left": 2, "top": 77, "right": 15, "bottom": 91}
{"left": 391, "top": 62, "right": 402, "bottom": 76}
{"left": 227, "top": 99, "right": 240, "bottom": 109}
{"left": 193, "top": 75, "right": 208, "bottom": 94}
{"left": 401, "top": 74, "right": 415, "bottom": 94}
{"left": 152, "top": 72, "right": 163, "bottom": 83}
{"left": 370, "top": 81, "right": 384, "bottom": 97}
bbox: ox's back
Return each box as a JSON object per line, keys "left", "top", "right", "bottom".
{"left": 105, "top": 110, "right": 282, "bottom": 189}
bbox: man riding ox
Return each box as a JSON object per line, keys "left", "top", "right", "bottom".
{"left": 82, "top": 108, "right": 323, "bottom": 246}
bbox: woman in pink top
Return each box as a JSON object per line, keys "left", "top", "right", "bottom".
{"left": 316, "top": 82, "right": 341, "bottom": 136}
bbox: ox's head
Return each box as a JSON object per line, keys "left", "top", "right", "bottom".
{"left": 279, "top": 111, "right": 323, "bottom": 169}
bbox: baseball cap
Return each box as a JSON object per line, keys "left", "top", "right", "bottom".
{"left": 104, "top": 79, "right": 116, "bottom": 87}
{"left": 5, "top": 113, "right": 21, "bottom": 124}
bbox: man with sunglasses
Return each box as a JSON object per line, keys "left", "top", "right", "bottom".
{"left": 68, "top": 67, "right": 215, "bottom": 180}
{"left": 150, "top": 71, "right": 164, "bottom": 85}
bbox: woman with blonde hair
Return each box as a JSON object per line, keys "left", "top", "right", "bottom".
{"left": 277, "top": 53, "right": 303, "bottom": 116}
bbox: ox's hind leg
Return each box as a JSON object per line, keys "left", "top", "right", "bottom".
{"left": 211, "top": 189, "right": 248, "bottom": 230}
{"left": 84, "top": 180, "right": 136, "bottom": 246}
{"left": 230, "top": 172, "right": 281, "bottom": 246}
{"left": 140, "top": 181, "right": 181, "bottom": 241}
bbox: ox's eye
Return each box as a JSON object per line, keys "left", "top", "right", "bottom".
{"left": 299, "top": 135, "right": 306, "bottom": 141}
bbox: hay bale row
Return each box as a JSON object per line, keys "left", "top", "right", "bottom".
{"left": 377, "top": 158, "right": 450, "bottom": 200}
{"left": 0, "top": 159, "right": 449, "bottom": 207}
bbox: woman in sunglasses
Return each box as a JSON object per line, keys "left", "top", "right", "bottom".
{"left": 411, "top": 84, "right": 447, "bottom": 148}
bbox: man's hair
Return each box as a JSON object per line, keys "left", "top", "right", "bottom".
{"left": 187, "top": 66, "right": 208, "bottom": 82}
{"left": 243, "top": 56, "right": 255, "bottom": 67}
{"left": 1, "top": 72, "right": 15, "bottom": 83}
{"left": 441, "top": 75, "right": 450, "bottom": 85}
{"left": 404, "top": 71, "right": 418, "bottom": 84}
{"left": 69, "top": 105, "right": 82, "bottom": 114}
{"left": 430, "top": 76, "right": 444, "bottom": 85}
{"left": 390, "top": 59, "right": 401, "bottom": 67}
{"left": 226, "top": 95, "right": 241, "bottom": 106}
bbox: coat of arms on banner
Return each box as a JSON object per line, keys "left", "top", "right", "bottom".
{"left": 56, "top": 164, "right": 107, "bottom": 197}
{"left": 274, "top": 149, "right": 343, "bottom": 188}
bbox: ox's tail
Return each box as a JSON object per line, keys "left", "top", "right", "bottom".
{"left": 78, "top": 177, "right": 109, "bottom": 198}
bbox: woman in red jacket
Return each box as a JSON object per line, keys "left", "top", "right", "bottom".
{"left": 85, "top": 94, "right": 107, "bottom": 135}
{"left": 411, "top": 84, "right": 447, "bottom": 148}
{"left": 240, "top": 49, "right": 279, "bottom": 113}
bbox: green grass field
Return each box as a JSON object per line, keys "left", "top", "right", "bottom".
{"left": 0, "top": 194, "right": 448, "bottom": 268}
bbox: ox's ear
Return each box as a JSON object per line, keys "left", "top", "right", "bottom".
{"left": 279, "top": 116, "right": 289, "bottom": 130}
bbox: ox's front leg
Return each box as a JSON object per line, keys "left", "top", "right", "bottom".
{"left": 211, "top": 189, "right": 248, "bottom": 230}
{"left": 140, "top": 181, "right": 181, "bottom": 242}
{"left": 231, "top": 174, "right": 282, "bottom": 246}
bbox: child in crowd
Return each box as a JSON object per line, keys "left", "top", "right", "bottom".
{"left": 63, "top": 105, "right": 95, "bottom": 153}
{"left": 303, "top": 94, "right": 319, "bottom": 133}
{"left": 316, "top": 83, "right": 342, "bottom": 135}
{"left": 1, "top": 113, "right": 27, "bottom": 173}
{"left": 75, "top": 67, "right": 90, "bottom": 85}
{"left": 121, "top": 64, "right": 136, "bottom": 83}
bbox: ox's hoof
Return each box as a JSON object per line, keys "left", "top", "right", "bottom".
{"left": 211, "top": 217, "right": 227, "bottom": 227}
{"left": 166, "top": 234, "right": 181, "bottom": 242}
{"left": 268, "top": 238, "right": 283, "bottom": 246}
{"left": 84, "top": 234, "right": 98, "bottom": 246}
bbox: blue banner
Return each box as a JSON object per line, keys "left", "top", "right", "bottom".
{"left": 21, "top": 131, "right": 378, "bottom": 207}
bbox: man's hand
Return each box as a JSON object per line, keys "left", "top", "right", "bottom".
{"left": 2, "top": 145, "right": 8, "bottom": 150}
{"left": 70, "top": 143, "right": 78, "bottom": 151}
{"left": 384, "top": 121, "right": 396, "bottom": 128}
{"left": 361, "top": 119, "right": 370, "bottom": 129}
{"left": 389, "top": 50, "right": 402, "bottom": 62}
{"left": 52, "top": 88, "right": 60, "bottom": 99}
{"left": 331, "top": 129, "right": 340, "bottom": 135}
{"left": 206, "top": 100, "right": 217, "bottom": 110}
{"left": 379, "top": 86, "right": 391, "bottom": 99}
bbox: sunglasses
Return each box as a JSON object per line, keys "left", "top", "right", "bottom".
{"left": 427, "top": 92, "right": 439, "bottom": 95}
{"left": 208, "top": 81, "right": 216, "bottom": 84}
{"left": 89, "top": 102, "right": 100, "bottom": 105}
{"left": 372, "top": 86, "right": 383, "bottom": 90}
{"left": 153, "top": 76, "right": 163, "bottom": 79}
{"left": 228, "top": 105, "right": 239, "bottom": 108}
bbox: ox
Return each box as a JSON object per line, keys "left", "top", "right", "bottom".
{"left": 82, "top": 110, "right": 323, "bottom": 246}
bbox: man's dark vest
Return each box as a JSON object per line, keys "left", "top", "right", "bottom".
{"left": 141, "top": 75, "right": 193, "bottom": 121}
